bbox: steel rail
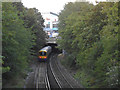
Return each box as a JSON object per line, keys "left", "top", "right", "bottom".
{"left": 50, "top": 53, "right": 73, "bottom": 88}
{"left": 49, "top": 56, "right": 62, "bottom": 88}
{"left": 54, "top": 54, "right": 73, "bottom": 89}
{"left": 34, "top": 63, "right": 51, "bottom": 89}
{"left": 45, "top": 63, "right": 51, "bottom": 90}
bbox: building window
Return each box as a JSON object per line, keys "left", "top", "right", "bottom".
{"left": 46, "top": 24, "right": 50, "bottom": 28}
{"left": 53, "top": 24, "right": 58, "bottom": 28}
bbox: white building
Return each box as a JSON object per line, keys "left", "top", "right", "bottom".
{"left": 42, "top": 12, "right": 59, "bottom": 38}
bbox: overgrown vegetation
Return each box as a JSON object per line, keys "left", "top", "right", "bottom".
{"left": 58, "top": 2, "right": 119, "bottom": 88}
{"left": 2, "top": 2, "right": 46, "bottom": 87}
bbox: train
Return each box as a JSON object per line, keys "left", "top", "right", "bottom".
{"left": 38, "top": 46, "right": 52, "bottom": 61}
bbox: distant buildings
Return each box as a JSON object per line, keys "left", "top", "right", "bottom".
{"left": 43, "top": 13, "right": 59, "bottom": 38}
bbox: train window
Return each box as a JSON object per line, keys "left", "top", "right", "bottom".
{"left": 39, "top": 52, "right": 46, "bottom": 56}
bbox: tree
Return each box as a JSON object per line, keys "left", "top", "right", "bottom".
{"left": 2, "top": 2, "right": 33, "bottom": 84}
{"left": 23, "top": 8, "right": 46, "bottom": 54}
{"left": 2, "top": 2, "right": 47, "bottom": 87}
{"left": 58, "top": 1, "right": 119, "bottom": 88}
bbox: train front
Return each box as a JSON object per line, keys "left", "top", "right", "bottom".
{"left": 38, "top": 51, "right": 47, "bottom": 61}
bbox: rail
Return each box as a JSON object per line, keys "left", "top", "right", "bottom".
{"left": 34, "top": 62, "right": 51, "bottom": 89}
{"left": 49, "top": 53, "right": 73, "bottom": 88}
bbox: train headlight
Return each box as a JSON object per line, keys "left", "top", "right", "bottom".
{"left": 39, "top": 56, "right": 42, "bottom": 58}
{"left": 44, "top": 56, "right": 47, "bottom": 58}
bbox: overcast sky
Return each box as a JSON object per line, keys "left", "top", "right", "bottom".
{"left": 21, "top": 0, "right": 107, "bottom": 14}
{"left": 21, "top": 0, "right": 107, "bottom": 19}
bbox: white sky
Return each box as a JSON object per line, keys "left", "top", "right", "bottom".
{"left": 21, "top": 0, "right": 75, "bottom": 14}
{"left": 21, "top": 0, "right": 106, "bottom": 19}
{"left": 21, "top": 0, "right": 107, "bottom": 13}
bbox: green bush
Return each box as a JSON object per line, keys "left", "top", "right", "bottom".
{"left": 58, "top": 2, "right": 119, "bottom": 88}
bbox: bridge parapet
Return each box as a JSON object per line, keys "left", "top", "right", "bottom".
{"left": 46, "top": 37, "right": 57, "bottom": 44}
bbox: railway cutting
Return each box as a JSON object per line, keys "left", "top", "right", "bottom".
{"left": 48, "top": 53, "right": 83, "bottom": 89}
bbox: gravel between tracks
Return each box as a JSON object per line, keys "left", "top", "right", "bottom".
{"left": 24, "top": 61, "right": 48, "bottom": 88}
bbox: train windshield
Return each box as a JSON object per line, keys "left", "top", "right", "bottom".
{"left": 39, "top": 51, "right": 46, "bottom": 56}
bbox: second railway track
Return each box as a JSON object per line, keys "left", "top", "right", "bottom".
{"left": 49, "top": 53, "right": 73, "bottom": 88}
{"left": 25, "top": 53, "right": 83, "bottom": 89}
{"left": 34, "top": 62, "right": 51, "bottom": 89}
{"left": 48, "top": 53, "right": 84, "bottom": 89}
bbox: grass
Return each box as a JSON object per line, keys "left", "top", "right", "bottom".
{"left": 3, "top": 66, "right": 33, "bottom": 88}
{"left": 3, "top": 74, "right": 26, "bottom": 88}
{"left": 74, "top": 69, "right": 99, "bottom": 88}
{"left": 58, "top": 53, "right": 97, "bottom": 88}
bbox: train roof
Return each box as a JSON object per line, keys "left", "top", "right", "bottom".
{"left": 39, "top": 46, "right": 52, "bottom": 52}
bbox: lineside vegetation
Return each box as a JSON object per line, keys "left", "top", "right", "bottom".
{"left": 58, "top": 2, "right": 119, "bottom": 88}
{"left": 2, "top": 2, "right": 46, "bottom": 87}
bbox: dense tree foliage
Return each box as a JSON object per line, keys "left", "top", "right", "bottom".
{"left": 12, "top": 2, "right": 46, "bottom": 54}
{"left": 2, "top": 2, "right": 46, "bottom": 87}
{"left": 58, "top": 2, "right": 119, "bottom": 88}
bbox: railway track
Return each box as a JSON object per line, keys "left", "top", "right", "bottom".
{"left": 49, "top": 53, "right": 73, "bottom": 88}
{"left": 49, "top": 53, "right": 84, "bottom": 89}
{"left": 34, "top": 62, "right": 51, "bottom": 89}
{"left": 25, "top": 53, "right": 83, "bottom": 89}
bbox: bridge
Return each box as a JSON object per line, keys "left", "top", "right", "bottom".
{"left": 46, "top": 37, "right": 57, "bottom": 44}
{"left": 45, "top": 37, "right": 62, "bottom": 52}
